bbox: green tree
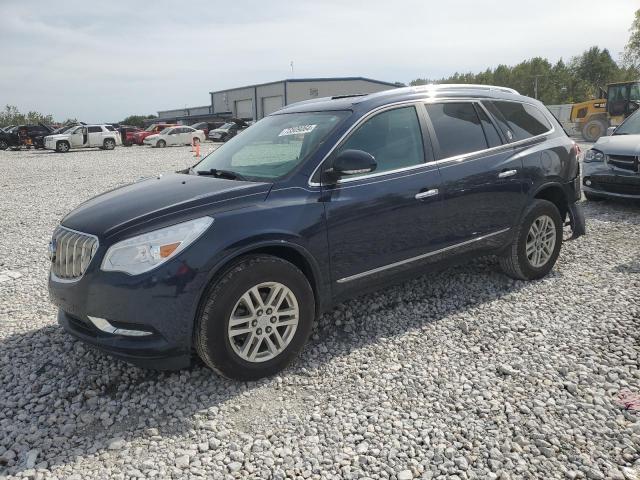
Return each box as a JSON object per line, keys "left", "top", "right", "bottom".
{"left": 623, "top": 9, "right": 640, "bottom": 69}
{"left": 120, "top": 114, "right": 156, "bottom": 128}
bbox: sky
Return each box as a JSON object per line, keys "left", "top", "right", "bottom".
{"left": 0, "top": 0, "right": 637, "bottom": 122}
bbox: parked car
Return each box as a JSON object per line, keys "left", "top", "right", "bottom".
{"left": 583, "top": 108, "right": 640, "bottom": 200}
{"left": 207, "top": 119, "right": 249, "bottom": 142}
{"left": 132, "top": 123, "right": 177, "bottom": 145}
{"left": 190, "top": 121, "right": 225, "bottom": 137}
{"left": 0, "top": 124, "right": 53, "bottom": 150}
{"left": 44, "top": 124, "right": 122, "bottom": 152}
{"left": 118, "top": 126, "right": 143, "bottom": 146}
{"left": 48, "top": 84, "right": 585, "bottom": 380}
{"left": 143, "top": 126, "right": 205, "bottom": 147}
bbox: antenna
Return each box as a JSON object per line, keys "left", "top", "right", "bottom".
{"left": 290, "top": 61, "right": 294, "bottom": 77}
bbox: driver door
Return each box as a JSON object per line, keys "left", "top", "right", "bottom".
{"left": 167, "top": 128, "right": 180, "bottom": 145}
{"left": 69, "top": 127, "right": 85, "bottom": 147}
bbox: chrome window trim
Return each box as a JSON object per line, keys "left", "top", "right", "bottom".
{"left": 308, "top": 98, "right": 555, "bottom": 187}
{"left": 336, "top": 227, "right": 511, "bottom": 284}
{"left": 49, "top": 226, "right": 99, "bottom": 284}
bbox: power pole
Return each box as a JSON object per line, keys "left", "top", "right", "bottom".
{"left": 533, "top": 75, "right": 543, "bottom": 99}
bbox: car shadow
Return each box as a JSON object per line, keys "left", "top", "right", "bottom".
{"left": 0, "top": 257, "right": 530, "bottom": 476}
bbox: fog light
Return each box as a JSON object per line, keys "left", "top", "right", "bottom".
{"left": 88, "top": 316, "right": 152, "bottom": 337}
{"left": 585, "top": 179, "right": 592, "bottom": 186}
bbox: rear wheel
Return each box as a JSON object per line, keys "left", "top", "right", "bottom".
{"left": 103, "top": 138, "right": 115, "bottom": 150}
{"left": 195, "top": 255, "right": 315, "bottom": 380}
{"left": 582, "top": 118, "right": 607, "bottom": 142}
{"left": 157, "top": 139, "right": 166, "bottom": 148}
{"left": 499, "top": 199, "right": 563, "bottom": 280}
{"left": 56, "top": 141, "right": 70, "bottom": 153}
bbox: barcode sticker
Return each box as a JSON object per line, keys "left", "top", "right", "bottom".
{"left": 278, "top": 125, "right": 316, "bottom": 137}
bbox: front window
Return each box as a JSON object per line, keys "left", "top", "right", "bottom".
{"left": 613, "top": 109, "right": 640, "bottom": 135}
{"left": 194, "top": 111, "right": 349, "bottom": 180}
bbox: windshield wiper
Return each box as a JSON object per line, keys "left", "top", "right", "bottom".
{"left": 196, "top": 168, "right": 247, "bottom": 181}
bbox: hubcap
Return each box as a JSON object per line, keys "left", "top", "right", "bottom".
{"left": 526, "top": 215, "right": 556, "bottom": 268}
{"left": 227, "top": 282, "right": 299, "bottom": 363}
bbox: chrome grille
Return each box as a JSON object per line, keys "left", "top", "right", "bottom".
{"left": 607, "top": 154, "right": 638, "bottom": 172}
{"left": 50, "top": 227, "right": 98, "bottom": 280}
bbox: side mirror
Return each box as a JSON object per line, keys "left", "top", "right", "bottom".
{"left": 606, "top": 126, "right": 616, "bottom": 136}
{"left": 328, "top": 149, "right": 377, "bottom": 180}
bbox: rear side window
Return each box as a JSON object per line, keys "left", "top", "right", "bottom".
{"left": 88, "top": 126, "right": 102, "bottom": 133}
{"left": 485, "top": 101, "right": 551, "bottom": 141}
{"left": 337, "top": 106, "right": 426, "bottom": 176}
{"left": 425, "top": 102, "right": 487, "bottom": 158}
{"left": 105, "top": 125, "right": 116, "bottom": 131}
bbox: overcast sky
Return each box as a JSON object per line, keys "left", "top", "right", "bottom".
{"left": 0, "top": 0, "right": 637, "bottom": 122}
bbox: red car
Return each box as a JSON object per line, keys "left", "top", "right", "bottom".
{"left": 132, "top": 124, "right": 177, "bottom": 145}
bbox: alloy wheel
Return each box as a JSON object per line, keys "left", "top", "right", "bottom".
{"left": 227, "top": 282, "right": 299, "bottom": 363}
{"left": 526, "top": 215, "right": 556, "bottom": 268}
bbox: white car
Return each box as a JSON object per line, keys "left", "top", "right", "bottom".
{"left": 143, "top": 126, "right": 205, "bottom": 148}
{"left": 44, "top": 125, "right": 121, "bottom": 153}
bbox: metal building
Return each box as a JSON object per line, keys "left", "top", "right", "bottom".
{"left": 210, "top": 77, "right": 400, "bottom": 121}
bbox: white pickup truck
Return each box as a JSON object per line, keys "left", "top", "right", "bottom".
{"left": 44, "top": 125, "right": 122, "bottom": 153}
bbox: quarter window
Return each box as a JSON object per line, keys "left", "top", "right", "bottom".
{"left": 486, "top": 101, "right": 551, "bottom": 141}
{"left": 425, "top": 102, "right": 487, "bottom": 158}
{"left": 336, "top": 106, "right": 426, "bottom": 176}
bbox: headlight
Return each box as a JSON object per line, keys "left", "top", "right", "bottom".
{"left": 584, "top": 149, "right": 604, "bottom": 162}
{"left": 101, "top": 217, "right": 213, "bottom": 275}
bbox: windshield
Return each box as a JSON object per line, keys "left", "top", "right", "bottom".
{"left": 194, "top": 111, "right": 349, "bottom": 180}
{"left": 145, "top": 124, "right": 158, "bottom": 132}
{"left": 159, "top": 127, "right": 172, "bottom": 135}
{"left": 613, "top": 109, "right": 640, "bottom": 135}
{"left": 219, "top": 122, "right": 236, "bottom": 130}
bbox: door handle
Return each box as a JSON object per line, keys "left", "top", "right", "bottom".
{"left": 498, "top": 169, "right": 517, "bottom": 178}
{"left": 415, "top": 189, "right": 439, "bottom": 200}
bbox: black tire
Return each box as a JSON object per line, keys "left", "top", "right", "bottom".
{"left": 0, "top": 139, "right": 8, "bottom": 150}
{"left": 157, "top": 139, "right": 166, "bottom": 148}
{"left": 584, "top": 192, "right": 604, "bottom": 201}
{"left": 582, "top": 118, "right": 607, "bottom": 142}
{"left": 56, "top": 141, "right": 70, "bottom": 153}
{"left": 195, "top": 255, "right": 315, "bottom": 380}
{"left": 499, "top": 199, "right": 563, "bottom": 280}
{"left": 103, "top": 138, "right": 116, "bottom": 150}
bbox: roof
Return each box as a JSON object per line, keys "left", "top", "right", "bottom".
{"left": 276, "top": 84, "right": 533, "bottom": 115}
{"left": 210, "top": 77, "right": 399, "bottom": 94}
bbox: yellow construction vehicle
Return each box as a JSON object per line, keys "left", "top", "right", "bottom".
{"left": 570, "top": 80, "right": 640, "bottom": 141}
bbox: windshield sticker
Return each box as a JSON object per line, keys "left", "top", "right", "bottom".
{"left": 278, "top": 124, "right": 316, "bottom": 137}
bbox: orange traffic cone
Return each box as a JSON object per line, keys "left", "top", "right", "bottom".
{"left": 193, "top": 139, "right": 200, "bottom": 158}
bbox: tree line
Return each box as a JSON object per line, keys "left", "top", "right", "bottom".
{"left": 410, "top": 10, "right": 640, "bottom": 105}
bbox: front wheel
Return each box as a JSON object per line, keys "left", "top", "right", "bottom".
{"left": 499, "top": 199, "right": 563, "bottom": 280}
{"left": 195, "top": 255, "right": 315, "bottom": 380}
{"left": 56, "top": 141, "right": 70, "bottom": 153}
{"left": 156, "top": 139, "right": 166, "bottom": 148}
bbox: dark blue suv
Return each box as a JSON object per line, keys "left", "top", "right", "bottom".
{"left": 48, "top": 85, "right": 585, "bottom": 380}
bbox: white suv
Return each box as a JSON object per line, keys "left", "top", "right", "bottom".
{"left": 44, "top": 125, "right": 122, "bottom": 153}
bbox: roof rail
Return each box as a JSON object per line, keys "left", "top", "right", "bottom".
{"left": 330, "top": 93, "right": 369, "bottom": 100}
{"left": 411, "top": 84, "right": 520, "bottom": 95}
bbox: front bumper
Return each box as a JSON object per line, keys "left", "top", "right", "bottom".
{"left": 48, "top": 243, "right": 214, "bottom": 370}
{"left": 583, "top": 162, "right": 640, "bottom": 199}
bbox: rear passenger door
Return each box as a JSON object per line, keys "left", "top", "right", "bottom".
{"left": 423, "top": 101, "right": 526, "bottom": 245}
{"left": 87, "top": 126, "right": 103, "bottom": 147}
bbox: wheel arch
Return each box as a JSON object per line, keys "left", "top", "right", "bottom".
{"left": 531, "top": 183, "right": 568, "bottom": 221}
{"left": 196, "top": 240, "right": 328, "bottom": 325}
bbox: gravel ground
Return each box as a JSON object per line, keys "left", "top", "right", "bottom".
{"left": 0, "top": 144, "right": 639, "bottom": 480}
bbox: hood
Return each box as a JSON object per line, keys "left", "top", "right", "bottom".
{"left": 593, "top": 135, "right": 640, "bottom": 156}
{"left": 61, "top": 173, "right": 271, "bottom": 238}
{"left": 45, "top": 134, "right": 69, "bottom": 141}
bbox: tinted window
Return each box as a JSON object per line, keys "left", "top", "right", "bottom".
{"left": 476, "top": 105, "right": 502, "bottom": 147}
{"left": 487, "top": 101, "right": 551, "bottom": 141}
{"left": 337, "top": 106, "right": 425, "bottom": 176}
{"left": 425, "top": 102, "right": 487, "bottom": 158}
{"left": 88, "top": 126, "right": 102, "bottom": 133}
{"left": 105, "top": 125, "right": 116, "bottom": 131}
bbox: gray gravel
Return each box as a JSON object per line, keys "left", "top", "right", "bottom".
{"left": 0, "top": 145, "right": 639, "bottom": 479}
